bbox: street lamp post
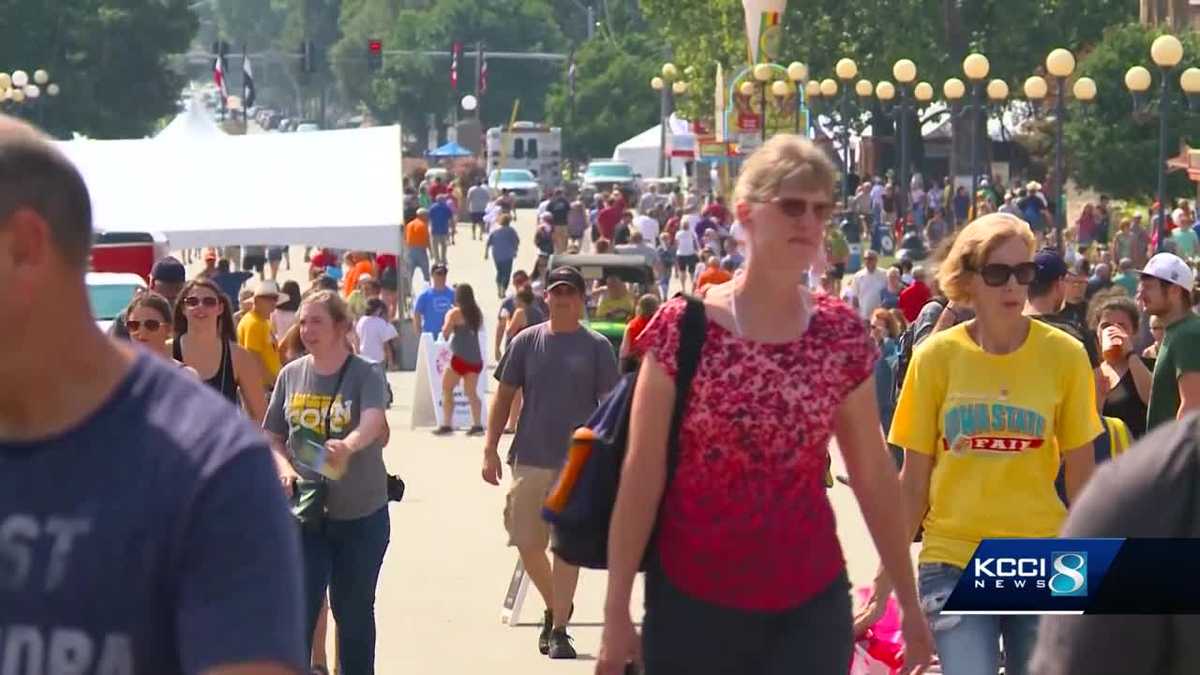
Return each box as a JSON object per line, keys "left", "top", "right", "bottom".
{"left": 786, "top": 61, "right": 808, "bottom": 133}
{"left": 0, "top": 68, "right": 59, "bottom": 127}
{"left": 807, "top": 58, "right": 874, "bottom": 209}
{"left": 1023, "top": 48, "right": 1097, "bottom": 252}
{"left": 873, "top": 59, "right": 929, "bottom": 226}
{"left": 1124, "top": 35, "right": 1200, "bottom": 253}
{"left": 940, "top": 53, "right": 1006, "bottom": 220}
{"left": 651, "top": 63, "right": 687, "bottom": 178}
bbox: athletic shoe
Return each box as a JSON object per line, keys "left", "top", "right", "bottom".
{"left": 538, "top": 608, "right": 553, "bottom": 655}
{"left": 547, "top": 627, "right": 577, "bottom": 659}
{"left": 467, "top": 425, "right": 485, "bottom": 436}
{"left": 432, "top": 426, "right": 453, "bottom": 436}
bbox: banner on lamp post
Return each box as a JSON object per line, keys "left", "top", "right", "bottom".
{"left": 742, "top": 0, "right": 788, "bottom": 64}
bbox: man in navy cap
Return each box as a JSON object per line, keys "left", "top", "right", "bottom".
{"left": 109, "top": 255, "right": 187, "bottom": 339}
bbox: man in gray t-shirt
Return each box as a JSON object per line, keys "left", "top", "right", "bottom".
{"left": 481, "top": 265, "right": 618, "bottom": 659}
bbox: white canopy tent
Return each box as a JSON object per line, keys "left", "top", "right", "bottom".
{"left": 56, "top": 111, "right": 406, "bottom": 252}
{"left": 155, "top": 105, "right": 226, "bottom": 141}
{"left": 612, "top": 116, "right": 690, "bottom": 178}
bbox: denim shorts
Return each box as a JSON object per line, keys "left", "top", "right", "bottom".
{"left": 643, "top": 563, "right": 853, "bottom": 675}
{"left": 919, "top": 562, "right": 1040, "bottom": 675}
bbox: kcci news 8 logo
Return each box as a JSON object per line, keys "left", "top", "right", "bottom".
{"left": 942, "top": 539, "right": 1125, "bottom": 614}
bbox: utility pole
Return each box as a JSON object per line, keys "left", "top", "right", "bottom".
{"left": 587, "top": 5, "right": 595, "bottom": 39}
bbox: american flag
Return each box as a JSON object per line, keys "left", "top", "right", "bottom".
{"left": 212, "top": 54, "right": 227, "bottom": 100}
{"left": 479, "top": 50, "right": 488, "bottom": 96}
{"left": 450, "top": 41, "right": 461, "bottom": 91}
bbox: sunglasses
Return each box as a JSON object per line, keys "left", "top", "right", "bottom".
{"left": 770, "top": 197, "right": 834, "bottom": 221}
{"left": 183, "top": 296, "right": 221, "bottom": 308}
{"left": 126, "top": 319, "right": 164, "bottom": 332}
{"left": 974, "top": 262, "right": 1038, "bottom": 287}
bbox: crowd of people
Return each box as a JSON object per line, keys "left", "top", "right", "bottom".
{"left": 12, "top": 101, "right": 1200, "bottom": 675}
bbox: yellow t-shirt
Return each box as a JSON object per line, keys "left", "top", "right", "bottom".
{"left": 237, "top": 310, "right": 282, "bottom": 387}
{"left": 888, "top": 320, "right": 1102, "bottom": 569}
{"left": 595, "top": 295, "right": 636, "bottom": 321}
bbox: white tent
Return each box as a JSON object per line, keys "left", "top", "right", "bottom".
{"left": 56, "top": 120, "right": 406, "bottom": 252}
{"left": 155, "top": 104, "right": 226, "bottom": 141}
{"left": 612, "top": 116, "right": 690, "bottom": 178}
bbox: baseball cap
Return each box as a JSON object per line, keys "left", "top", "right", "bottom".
{"left": 1138, "top": 252, "right": 1196, "bottom": 292}
{"left": 150, "top": 256, "right": 186, "bottom": 283}
{"left": 1033, "top": 248, "right": 1068, "bottom": 285}
{"left": 545, "top": 266, "right": 586, "bottom": 294}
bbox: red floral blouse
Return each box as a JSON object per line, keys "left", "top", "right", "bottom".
{"left": 638, "top": 293, "right": 877, "bottom": 611}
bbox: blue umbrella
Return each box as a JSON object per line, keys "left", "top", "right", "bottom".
{"left": 426, "top": 141, "right": 474, "bottom": 158}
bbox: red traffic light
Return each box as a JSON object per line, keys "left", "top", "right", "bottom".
{"left": 368, "top": 39, "right": 383, "bottom": 54}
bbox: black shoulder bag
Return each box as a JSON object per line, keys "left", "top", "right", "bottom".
{"left": 292, "top": 355, "right": 354, "bottom": 533}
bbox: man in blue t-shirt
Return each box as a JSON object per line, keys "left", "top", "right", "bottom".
{"left": 0, "top": 117, "right": 305, "bottom": 675}
{"left": 412, "top": 262, "right": 456, "bottom": 336}
{"left": 428, "top": 194, "right": 454, "bottom": 266}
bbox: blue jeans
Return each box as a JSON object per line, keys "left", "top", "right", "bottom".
{"left": 301, "top": 506, "right": 391, "bottom": 675}
{"left": 407, "top": 247, "right": 430, "bottom": 283}
{"left": 919, "top": 563, "right": 1039, "bottom": 675}
{"left": 494, "top": 257, "right": 514, "bottom": 294}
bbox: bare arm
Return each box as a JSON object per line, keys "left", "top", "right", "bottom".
{"left": 232, "top": 345, "right": 269, "bottom": 425}
{"left": 441, "top": 307, "right": 461, "bottom": 341}
{"left": 865, "top": 449, "right": 933, "bottom": 599}
{"left": 411, "top": 310, "right": 422, "bottom": 337}
{"left": 343, "top": 408, "right": 387, "bottom": 452}
{"left": 481, "top": 382, "right": 519, "bottom": 484}
{"left": 835, "top": 377, "right": 923, "bottom": 619}
{"left": 1177, "top": 372, "right": 1200, "bottom": 420}
{"left": 603, "top": 354, "right": 673, "bottom": 621}
{"left": 506, "top": 308, "right": 527, "bottom": 339}
{"left": 203, "top": 663, "right": 300, "bottom": 675}
{"left": 1063, "top": 442, "right": 1096, "bottom": 504}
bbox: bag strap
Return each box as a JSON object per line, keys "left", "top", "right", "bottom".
{"left": 665, "top": 294, "right": 707, "bottom": 478}
{"left": 323, "top": 355, "right": 355, "bottom": 439}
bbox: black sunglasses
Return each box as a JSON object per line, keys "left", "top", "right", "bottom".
{"left": 183, "top": 296, "right": 221, "bottom": 308}
{"left": 126, "top": 319, "right": 164, "bottom": 332}
{"left": 974, "top": 262, "right": 1038, "bottom": 287}
{"left": 770, "top": 197, "right": 834, "bottom": 221}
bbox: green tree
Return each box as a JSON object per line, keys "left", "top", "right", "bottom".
{"left": 1067, "top": 22, "right": 1200, "bottom": 200}
{"left": 0, "top": 0, "right": 197, "bottom": 138}
{"left": 545, "top": 33, "right": 661, "bottom": 160}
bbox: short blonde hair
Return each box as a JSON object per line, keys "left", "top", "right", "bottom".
{"left": 734, "top": 134, "right": 837, "bottom": 204}
{"left": 938, "top": 213, "right": 1036, "bottom": 304}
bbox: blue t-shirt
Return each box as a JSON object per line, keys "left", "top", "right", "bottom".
{"left": 487, "top": 226, "right": 521, "bottom": 262}
{"left": 415, "top": 286, "right": 456, "bottom": 334}
{"left": 429, "top": 201, "right": 453, "bottom": 236}
{"left": 212, "top": 270, "right": 254, "bottom": 304}
{"left": 0, "top": 354, "right": 306, "bottom": 674}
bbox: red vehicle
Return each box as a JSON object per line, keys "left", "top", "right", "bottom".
{"left": 90, "top": 231, "right": 169, "bottom": 282}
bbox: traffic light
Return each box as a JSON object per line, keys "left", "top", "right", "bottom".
{"left": 367, "top": 39, "right": 383, "bottom": 73}
{"left": 299, "top": 40, "right": 316, "bottom": 74}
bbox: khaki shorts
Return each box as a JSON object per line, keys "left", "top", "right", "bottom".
{"left": 504, "top": 463, "right": 559, "bottom": 550}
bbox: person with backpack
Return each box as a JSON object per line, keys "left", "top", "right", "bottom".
{"left": 595, "top": 134, "right": 933, "bottom": 675}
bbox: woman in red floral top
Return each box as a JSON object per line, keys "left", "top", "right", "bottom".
{"left": 595, "top": 135, "right": 934, "bottom": 674}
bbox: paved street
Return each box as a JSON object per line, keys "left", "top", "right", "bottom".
{"left": 186, "top": 210, "right": 906, "bottom": 672}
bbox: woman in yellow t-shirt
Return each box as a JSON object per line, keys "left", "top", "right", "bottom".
{"left": 858, "top": 213, "right": 1101, "bottom": 675}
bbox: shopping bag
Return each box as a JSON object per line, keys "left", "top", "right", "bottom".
{"left": 850, "top": 586, "right": 905, "bottom": 675}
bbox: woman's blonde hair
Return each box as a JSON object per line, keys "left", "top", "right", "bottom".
{"left": 299, "top": 289, "right": 352, "bottom": 328}
{"left": 937, "top": 213, "right": 1036, "bottom": 304}
{"left": 733, "top": 134, "right": 837, "bottom": 205}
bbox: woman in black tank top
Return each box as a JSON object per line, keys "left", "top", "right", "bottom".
{"left": 1091, "top": 294, "right": 1152, "bottom": 439}
{"left": 171, "top": 279, "right": 268, "bottom": 421}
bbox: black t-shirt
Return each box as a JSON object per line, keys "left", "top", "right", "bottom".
{"left": 546, "top": 197, "right": 571, "bottom": 227}
{"left": 1030, "top": 414, "right": 1200, "bottom": 675}
{"left": 1034, "top": 312, "right": 1101, "bottom": 368}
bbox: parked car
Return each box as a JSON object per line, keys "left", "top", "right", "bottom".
{"left": 87, "top": 272, "right": 146, "bottom": 333}
{"left": 583, "top": 160, "right": 638, "bottom": 204}
{"left": 296, "top": 121, "right": 321, "bottom": 133}
{"left": 488, "top": 169, "right": 541, "bottom": 207}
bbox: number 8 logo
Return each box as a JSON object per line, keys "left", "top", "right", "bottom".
{"left": 1049, "top": 552, "right": 1088, "bottom": 597}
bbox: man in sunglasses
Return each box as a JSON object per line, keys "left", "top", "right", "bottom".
{"left": 1138, "top": 252, "right": 1200, "bottom": 431}
{"left": 0, "top": 117, "right": 305, "bottom": 673}
{"left": 108, "top": 256, "right": 187, "bottom": 339}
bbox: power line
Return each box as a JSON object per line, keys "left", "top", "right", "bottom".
{"left": 172, "top": 49, "right": 568, "bottom": 66}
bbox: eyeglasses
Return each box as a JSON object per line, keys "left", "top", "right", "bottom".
{"left": 974, "top": 262, "right": 1038, "bottom": 287}
{"left": 126, "top": 319, "right": 164, "bottom": 332}
{"left": 769, "top": 197, "right": 834, "bottom": 221}
{"left": 183, "top": 296, "right": 221, "bottom": 308}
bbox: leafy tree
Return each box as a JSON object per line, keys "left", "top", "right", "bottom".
{"left": 545, "top": 33, "right": 661, "bottom": 160}
{"left": 1067, "top": 22, "right": 1200, "bottom": 200}
{"left": 0, "top": 0, "right": 197, "bottom": 138}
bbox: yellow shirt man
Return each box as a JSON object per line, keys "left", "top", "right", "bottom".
{"left": 237, "top": 310, "right": 281, "bottom": 388}
{"left": 888, "top": 320, "right": 1102, "bottom": 569}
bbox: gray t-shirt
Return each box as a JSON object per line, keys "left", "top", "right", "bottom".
{"left": 265, "top": 354, "right": 389, "bottom": 520}
{"left": 496, "top": 323, "right": 619, "bottom": 469}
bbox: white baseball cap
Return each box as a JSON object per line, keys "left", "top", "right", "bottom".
{"left": 1138, "top": 252, "right": 1195, "bottom": 292}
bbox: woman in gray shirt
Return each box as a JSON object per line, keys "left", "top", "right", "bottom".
{"left": 264, "top": 290, "right": 390, "bottom": 675}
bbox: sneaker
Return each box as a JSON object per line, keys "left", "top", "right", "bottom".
{"left": 547, "top": 627, "right": 577, "bottom": 659}
{"left": 538, "top": 609, "right": 553, "bottom": 655}
{"left": 467, "top": 425, "right": 485, "bottom": 436}
{"left": 432, "top": 426, "right": 453, "bottom": 436}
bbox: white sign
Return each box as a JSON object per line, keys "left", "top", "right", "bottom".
{"left": 411, "top": 332, "right": 490, "bottom": 429}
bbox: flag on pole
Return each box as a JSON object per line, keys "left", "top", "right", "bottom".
{"left": 450, "top": 41, "right": 461, "bottom": 91}
{"left": 212, "top": 54, "right": 227, "bottom": 100}
{"left": 479, "top": 49, "right": 489, "bottom": 96}
{"left": 567, "top": 53, "right": 576, "bottom": 99}
{"left": 242, "top": 48, "right": 256, "bottom": 110}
